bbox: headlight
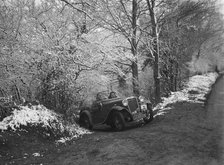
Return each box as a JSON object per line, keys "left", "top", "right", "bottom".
{"left": 122, "top": 99, "right": 128, "bottom": 106}
{"left": 139, "top": 96, "right": 144, "bottom": 102}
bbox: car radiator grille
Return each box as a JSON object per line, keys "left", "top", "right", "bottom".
{"left": 127, "top": 97, "right": 139, "bottom": 112}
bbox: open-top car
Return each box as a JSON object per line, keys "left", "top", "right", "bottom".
{"left": 79, "top": 91, "right": 153, "bottom": 131}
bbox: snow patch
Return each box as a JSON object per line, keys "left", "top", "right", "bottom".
{"left": 154, "top": 72, "right": 218, "bottom": 111}
{"left": 0, "top": 104, "right": 92, "bottom": 141}
{"left": 32, "top": 153, "right": 41, "bottom": 157}
{"left": 0, "top": 105, "right": 60, "bottom": 130}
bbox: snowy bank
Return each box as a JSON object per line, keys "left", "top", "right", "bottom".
{"left": 0, "top": 105, "right": 91, "bottom": 141}
{"left": 154, "top": 72, "right": 218, "bottom": 112}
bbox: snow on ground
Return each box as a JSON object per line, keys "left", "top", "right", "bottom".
{"left": 0, "top": 104, "right": 91, "bottom": 142}
{"left": 0, "top": 105, "right": 60, "bottom": 131}
{"left": 154, "top": 72, "right": 219, "bottom": 114}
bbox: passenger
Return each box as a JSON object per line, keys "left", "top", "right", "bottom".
{"left": 96, "top": 93, "right": 103, "bottom": 101}
{"left": 108, "top": 91, "right": 117, "bottom": 99}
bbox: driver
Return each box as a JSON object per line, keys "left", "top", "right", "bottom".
{"left": 108, "top": 91, "right": 117, "bottom": 99}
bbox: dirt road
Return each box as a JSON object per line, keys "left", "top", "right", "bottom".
{"left": 50, "top": 75, "right": 223, "bottom": 165}
{"left": 1, "top": 75, "right": 223, "bottom": 165}
{"left": 205, "top": 74, "right": 224, "bottom": 164}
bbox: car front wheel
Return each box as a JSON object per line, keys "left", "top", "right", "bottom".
{"left": 79, "top": 114, "right": 93, "bottom": 130}
{"left": 112, "top": 112, "right": 125, "bottom": 131}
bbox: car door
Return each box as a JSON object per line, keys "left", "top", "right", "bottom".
{"left": 91, "top": 101, "right": 105, "bottom": 124}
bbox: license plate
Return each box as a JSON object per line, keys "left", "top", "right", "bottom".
{"left": 141, "top": 104, "right": 147, "bottom": 110}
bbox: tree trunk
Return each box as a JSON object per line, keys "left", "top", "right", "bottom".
{"left": 146, "top": 0, "right": 161, "bottom": 103}
{"left": 14, "top": 84, "right": 22, "bottom": 104}
{"left": 174, "top": 61, "right": 179, "bottom": 91}
{"left": 131, "top": 62, "right": 139, "bottom": 95}
{"left": 153, "top": 39, "right": 161, "bottom": 103}
{"left": 131, "top": 0, "right": 139, "bottom": 96}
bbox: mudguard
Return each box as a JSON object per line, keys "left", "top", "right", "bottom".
{"left": 111, "top": 105, "right": 129, "bottom": 111}
{"left": 80, "top": 110, "right": 91, "bottom": 116}
{"left": 104, "top": 105, "right": 131, "bottom": 124}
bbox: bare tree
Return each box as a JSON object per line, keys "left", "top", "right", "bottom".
{"left": 145, "top": 0, "right": 161, "bottom": 103}
{"left": 92, "top": 0, "right": 149, "bottom": 96}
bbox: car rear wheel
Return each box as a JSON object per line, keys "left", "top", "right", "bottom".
{"left": 143, "top": 108, "right": 154, "bottom": 124}
{"left": 79, "top": 114, "right": 93, "bottom": 130}
{"left": 112, "top": 112, "right": 125, "bottom": 131}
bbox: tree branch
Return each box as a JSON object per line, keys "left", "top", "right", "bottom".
{"left": 119, "top": 0, "right": 132, "bottom": 23}
{"left": 60, "top": 0, "right": 93, "bottom": 20}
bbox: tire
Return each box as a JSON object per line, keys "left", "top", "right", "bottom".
{"left": 143, "top": 108, "right": 154, "bottom": 124}
{"left": 110, "top": 123, "right": 116, "bottom": 129}
{"left": 112, "top": 112, "right": 125, "bottom": 131}
{"left": 79, "top": 114, "right": 93, "bottom": 130}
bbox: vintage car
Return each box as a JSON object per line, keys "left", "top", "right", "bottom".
{"left": 79, "top": 91, "right": 153, "bottom": 131}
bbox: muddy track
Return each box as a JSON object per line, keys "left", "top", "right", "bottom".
{"left": 56, "top": 75, "right": 223, "bottom": 165}
{"left": 50, "top": 75, "right": 223, "bottom": 165}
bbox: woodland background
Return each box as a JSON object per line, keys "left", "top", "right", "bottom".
{"left": 0, "top": 0, "right": 224, "bottom": 117}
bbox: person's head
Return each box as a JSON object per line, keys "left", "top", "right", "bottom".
{"left": 109, "top": 91, "right": 117, "bottom": 98}
{"left": 96, "top": 93, "right": 103, "bottom": 101}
